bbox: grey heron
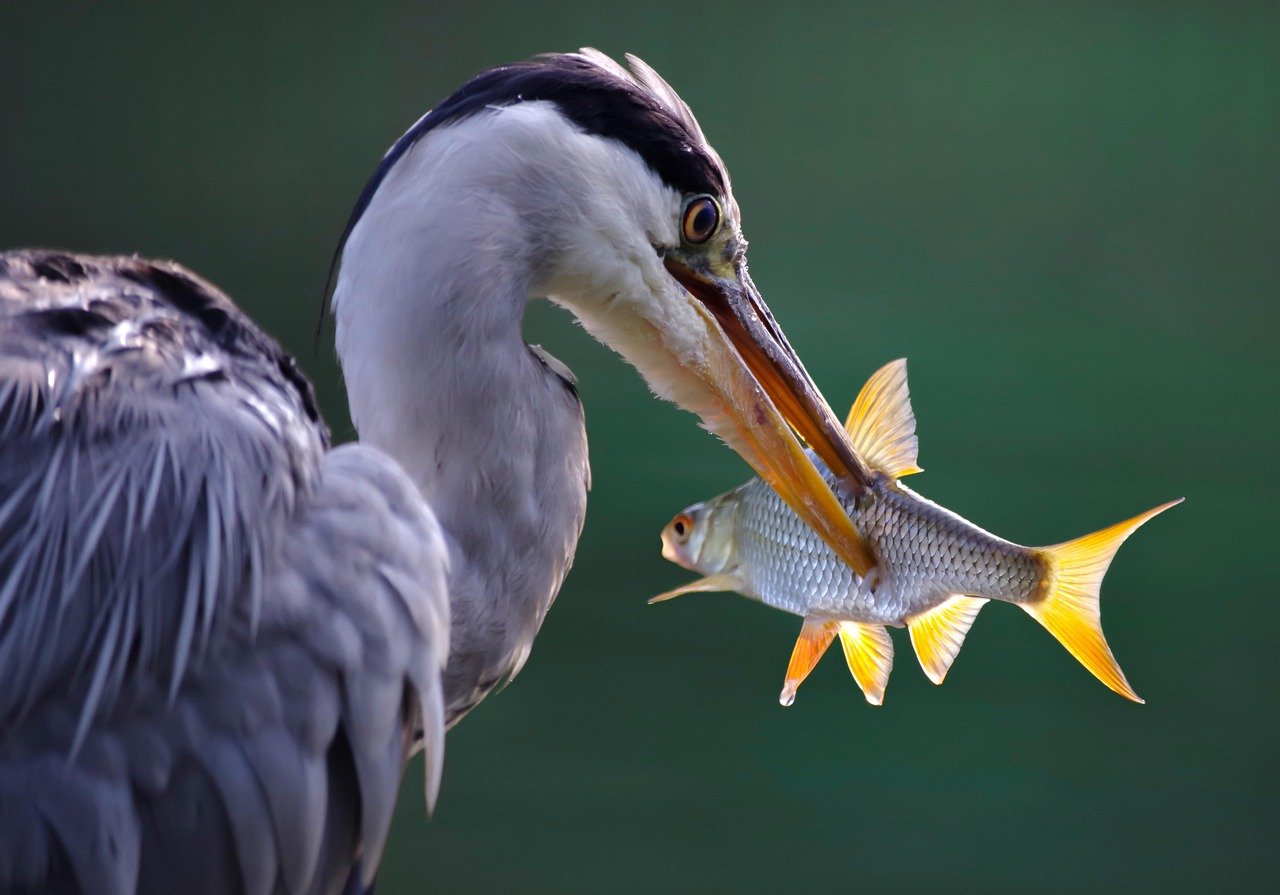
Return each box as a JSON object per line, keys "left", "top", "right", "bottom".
{"left": 0, "top": 50, "right": 873, "bottom": 893}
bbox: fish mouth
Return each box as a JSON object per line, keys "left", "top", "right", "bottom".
{"left": 664, "top": 254, "right": 875, "bottom": 575}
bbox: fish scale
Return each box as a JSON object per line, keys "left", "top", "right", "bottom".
{"left": 734, "top": 464, "right": 890, "bottom": 621}
{"left": 853, "top": 479, "right": 1045, "bottom": 614}
{"left": 732, "top": 458, "right": 1045, "bottom": 623}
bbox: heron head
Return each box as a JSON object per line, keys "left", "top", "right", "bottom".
{"left": 531, "top": 50, "right": 874, "bottom": 572}
{"left": 334, "top": 50, "right": 874, "bottom": 572}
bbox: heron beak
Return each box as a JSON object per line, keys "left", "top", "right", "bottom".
{"left": 663, "top": 255, "right": 876, "bottom": 575}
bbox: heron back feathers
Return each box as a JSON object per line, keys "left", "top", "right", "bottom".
{"left": 0, "top": 251, "right": 450, "bottom": 894}
{"left": 0, "top": 250, "right": 327, "bottom": 741}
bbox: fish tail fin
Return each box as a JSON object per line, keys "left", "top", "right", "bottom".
{"left": 1024, "top": 498, "right": 1182, "bottom": 703}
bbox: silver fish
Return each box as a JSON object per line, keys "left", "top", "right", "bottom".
{"left": 655, "top": 359, "right": 1179, "bottom": 706}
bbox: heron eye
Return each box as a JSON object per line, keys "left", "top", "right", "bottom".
{"left": 681, "top": 196, "right": 721, "bottom": 245}
{"left": 671, "top": 513, "right": 694, "bottom": 543}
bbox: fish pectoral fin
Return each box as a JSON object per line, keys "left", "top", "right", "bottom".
{"left": 780, "top": 617, "right": 839, "bottom": 706}
{"left": 837, "top": 622, "right": 894, "bottom": 705}
{"left": 648, "top": 573, "right": 743, "bottom": 604}
{"left": 907, "top": 595, "right": 989, "bottom": 685}
{"left": 843, "top": 358, "right": 922, "bottom": 478}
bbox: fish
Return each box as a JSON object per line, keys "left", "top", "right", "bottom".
{"left": 652, "top": 358, "right": 1180, "bottom": 707}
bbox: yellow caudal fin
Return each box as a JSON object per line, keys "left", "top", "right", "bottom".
{"left": 844, "top": 358, "right": 922, "bottom": 478}
{"left": 648, "top": 573, "right": 743, "bottom": 604}
{"left": 1025, "top": 498, "right": 1183, "bottom": 703}
{"left": 908, "top": 595, "right": 988, "bottom": 685}
{"left": 779, "top": 617, "right": 839, "bottom": 706}
{"left": 838, "top": 622, "right": 894, "bottom": 705}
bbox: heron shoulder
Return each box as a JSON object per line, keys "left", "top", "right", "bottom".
{"left": 0, "top": 252, "right": 452, "bottom": 894}
{"left": 527, "top": 342, "right": 580, "bottom": 401}
{"left": 0, "top": 249, "right": 327, "bottom": 737}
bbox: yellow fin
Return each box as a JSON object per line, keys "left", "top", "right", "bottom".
{"left": 779, "top": 617, "right": 838, "bottom": 706}
{"left": 648, "top": 573, "right": 743, "bottom": 604}
{"left": 843, "top": 358, "right": 922, "bottom": 478}
{"left": 1025, "top": 498, "right": 1183, "bottom": 703}
{"left": 837, "top": 622, "right": 894, "bottom": 705}
{"left": 908, "top": 595, "right": 988, "bottom": 685}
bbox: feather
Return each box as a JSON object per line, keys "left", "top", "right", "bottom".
{"left": 0, "top": 252, "right": 423, "bottom": 893}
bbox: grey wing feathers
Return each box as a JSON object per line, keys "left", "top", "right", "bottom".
{"left": 0, "top": 251, "right": 450, "bottom": 894}
{"left": 0, "top": 250, "right": 328, "bottom": 734}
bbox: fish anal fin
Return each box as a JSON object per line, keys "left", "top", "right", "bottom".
{"left": 779, "top": 617, "right": 838, "bottom": 706}
{"left": 907, "top": 595, "right": 988, "bottom": 685}
{"left": 648, "top": 573, "right": 742, "bottom": 604}
{"left": 1026, "top": 498, "right": 1182, "bottom": 703}
{"left": 837, "top": 622, "right": 894, "bottom": 705}
{"left": 843, "top": 358, "right": 921, "bottom": 478}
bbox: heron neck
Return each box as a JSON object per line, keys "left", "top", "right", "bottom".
{"left": 333, "top": 203, "right": 588, "bottom": 724}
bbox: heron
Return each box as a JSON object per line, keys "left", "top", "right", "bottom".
{"left": 0, "top": 50, "right": 874, "bottom": 893}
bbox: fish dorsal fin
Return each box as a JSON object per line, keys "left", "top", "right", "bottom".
{"left": 648, "top": 573, "right": 742, "bottom": 604}
{"left": 844, "top": 358, "right": 922, "bottom": 478}
{"left": 907, "top": 595, "right": 989, "bottom": 685}
{"left": 837, "top": 622, "right": 894, "bottom": 705}
{"left": 779, "top": 617, "right": 839, "bottom": 706}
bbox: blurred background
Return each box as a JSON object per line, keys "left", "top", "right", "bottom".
{"left": 2, "top": 1, "right": 1275, "bottom": 891}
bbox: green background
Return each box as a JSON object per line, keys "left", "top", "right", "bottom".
{"left": 2, "top": 2, "right": 1275, "bottom": 892}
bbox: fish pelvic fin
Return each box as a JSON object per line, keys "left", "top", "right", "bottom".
{"left": 844, "top": 358, "right": 922, "bottom": 478}
{"left": 838, "top": 622, "right": 894, "bottom": 705}
{"left": 907, "top": 595, "right": 988, "bottom": 685}
{"left": 648, "top": 573, "right": 743, "bottom": 604}
{"left": 1025, "top": 498, "right": 1183, "bottom": 703}
{"left": 780, "top": 617, "right": 839, "bottom": 706}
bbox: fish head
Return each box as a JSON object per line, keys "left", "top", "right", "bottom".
{"left": 660, "top": 491, "right": 740, "bottom": 574}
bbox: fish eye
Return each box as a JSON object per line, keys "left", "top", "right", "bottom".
{"left": 681, "top": 195, "right": 721, "bottom": 245}
{"left": 671, "top": 513, "right": 695, "bottom": 543}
